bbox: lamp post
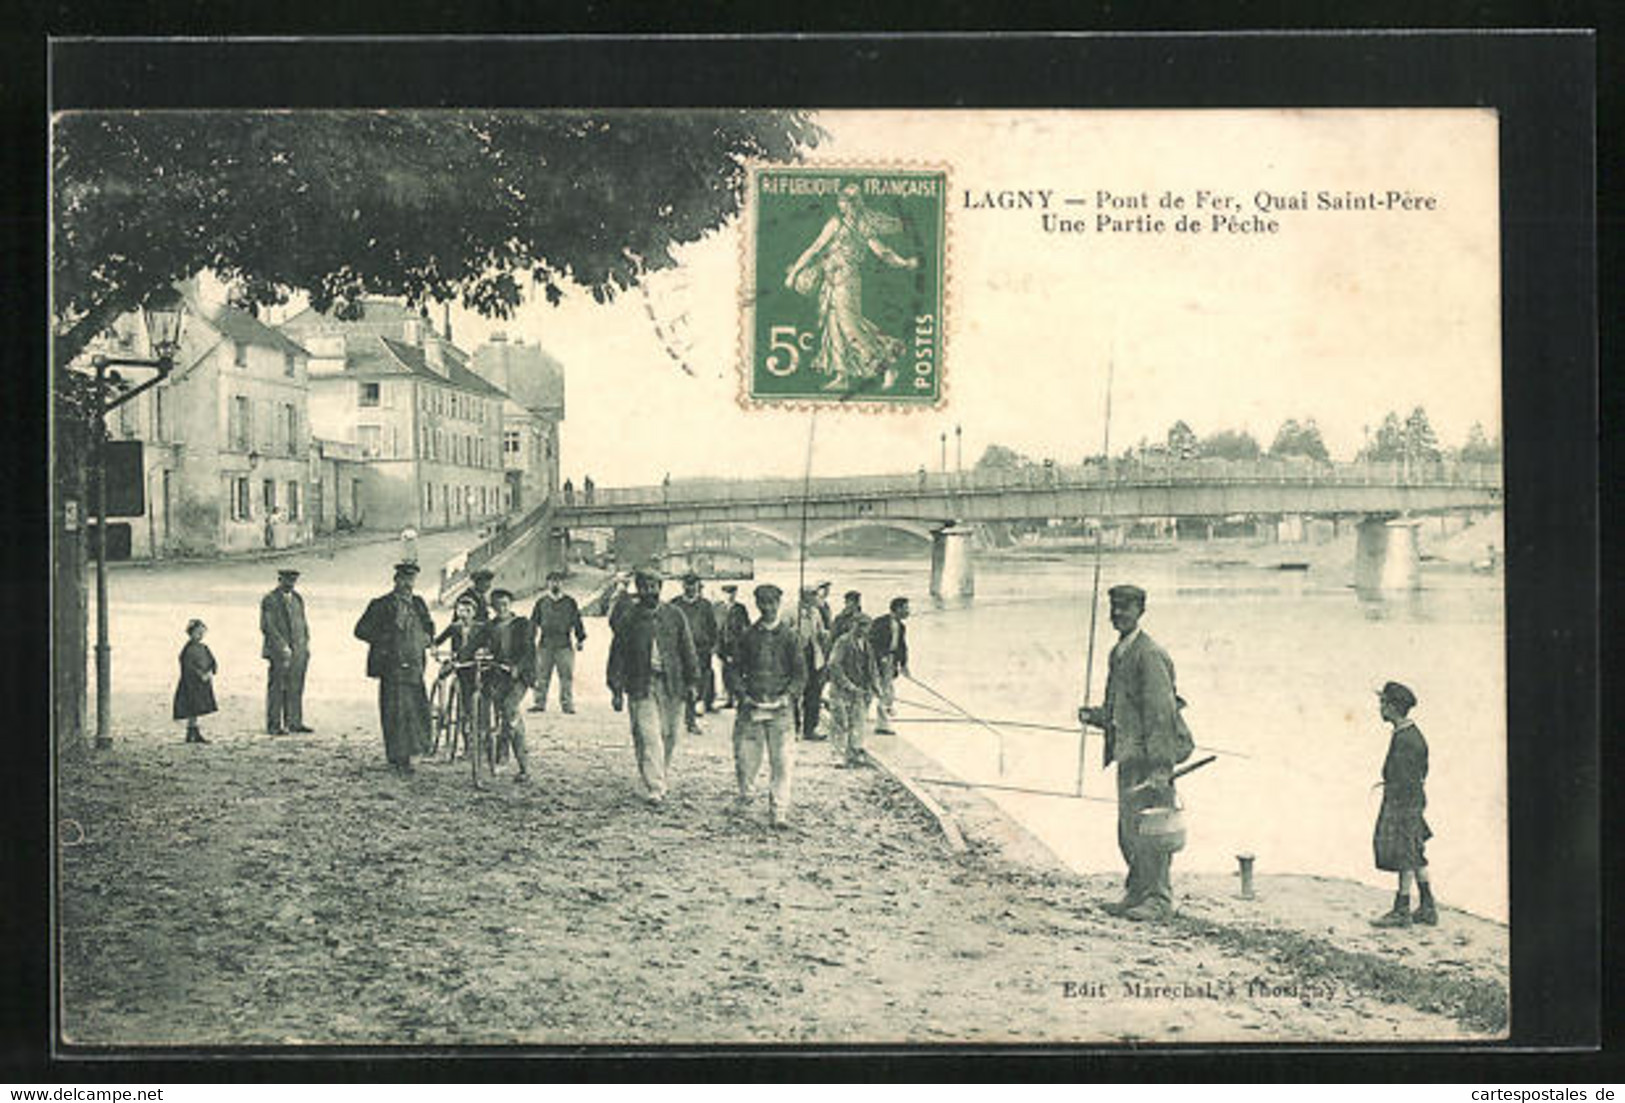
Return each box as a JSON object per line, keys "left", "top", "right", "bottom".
{"left": 939, "top": 431, "right": 947, "bottom": 475}
{"left": 955, "top": 424, "right": 962, "bottom": 477}
{"left": 90, "top": 287, "right": 186, "bottom": 749}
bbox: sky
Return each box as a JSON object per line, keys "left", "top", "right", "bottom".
{"left": 322, "top": 109, "right": 1506, "bottom": 486}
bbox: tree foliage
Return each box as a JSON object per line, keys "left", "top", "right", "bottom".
{"left": 1198, "top": 428, "right": 1262, "bottom": 461}
{"left": 1359, "top": 407, "right": 1444, "bottom": 464}
{"left": 974, "top": 443, "right": 1030, "bottom": 472}
{"left": 1269, "top": 417, "right": 1330, "bottom": 462}
{"left": 52, "top": 110, "right": 822, "bottom": 367}
{"left": 1458, "top": 421, "right": 1501, "bottom": 463}
{"left": 1166, "top": 420, "right": 1199, "bottom": 460}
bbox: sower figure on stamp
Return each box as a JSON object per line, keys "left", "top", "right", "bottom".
{"left": 826, "top": 612, "right": 878, "bottom": 768}
{"left": 1079, "top": 584, "right": 1194, "bottom": 922}
{"left": 606, "top": 567, "right": 700, "bottom": 806}
{"left": 869, "top": 596, "right": 911, "bottom": 735}
{"left": 529, "top": 569, "right": 586, "bottom": 714}
{"left": 260, "top": 568, "right": 311, "bottom": 734}
{"left": 354, "top": 561, "right": 436, "bottom": 775}
{"left": 732, "top": 583, "right": 806, "bottom": 828}
{"left": 1370, "top": 681, "right": 1437, "bottom": 928}
{"left": 484, "top": 588, "right": 537, "bottom": 783}
{"left": 715, "top": 583, "right": 751, "bottom": 710}
{"left": 672, "top": 572, "right": 719, "bottom": 732}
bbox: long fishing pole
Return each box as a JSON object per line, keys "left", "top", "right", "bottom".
{"left": 1076, "top": 355, "right": 1115, "bottom": 797}
{"left": 796, "top": 411, "right": 818, "bottom": 601}
{"left": 890, "top": 707, "right": 1250, "bottom": 759}
{"left": 904, "top": 673, "right": 1011, "bottom": 775}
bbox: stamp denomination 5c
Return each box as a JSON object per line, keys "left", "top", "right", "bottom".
{"left": 742, "top": 164, "right": 947, "bottom": 408}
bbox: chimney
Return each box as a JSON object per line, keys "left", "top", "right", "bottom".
{"left": 442, "top": 302, "right": 453, "bottom": 345}
{"left": 490, "top": 331, "right": 508, "bottom": 343}
{"left": 402, "top": 318, "right": 421, "bottom": 345}
{"left": 425, "top": 337, "right": 447, "bottom": 376}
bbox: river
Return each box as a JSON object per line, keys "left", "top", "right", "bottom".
{"left": 753, "top": 532, "right": 1507, "bottom": 923}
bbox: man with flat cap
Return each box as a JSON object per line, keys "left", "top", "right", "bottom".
{"left": 672, "top": 572, "right": 719, "bottom": 733}
{"left": 529, "top": 569, "right": 586, "bottom": 714}
{"left": 606, "top": 567, "right": 700, "bottom": 805}
{"left": 1370, "top": 680, "right": 1437, "bottom": 928}
{"left": 1079, "top": 583, "right": 1194, "bottom": 922}
{"left": 466, "top": 568, "right": 496, "bottom": 624}
{"left": 260, "top": 567, "right": 312, "bottom": 734}
{"left": 354, "top": 561, "right": 437, "bottom": 774}
{"left": 830, "top": 590, "right": 864, "bottom": 642}
{"left": 484, "top": 588, "right": 537, "bottom": 781}
{"left": 732, "top": 583, "right": 807, "bottom": 828}
{"left": 714, "top": 583, "right": 751, "bottom": 710}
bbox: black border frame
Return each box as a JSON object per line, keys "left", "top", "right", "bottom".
{"left": 5, "top": 29, "right": 1601, "bottom": 1081}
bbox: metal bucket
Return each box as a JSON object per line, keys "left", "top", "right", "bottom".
{"left": 1138, "top": 803, "right": 1187, "bottom": 854}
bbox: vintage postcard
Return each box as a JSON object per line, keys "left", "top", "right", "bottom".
{"left": 52, "top": 105, "right": 1508, "bottom": 1048}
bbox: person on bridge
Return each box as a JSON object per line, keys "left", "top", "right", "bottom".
{"left": 354, "top": 562, "right": 437, "bottom": 775}
{"left": 1078, "top": 584, "right": 1195, "bottom": 923}
{"left": 260, "top": 568, "right": 312, "bottom": 735}
{"left": 606, "top": 567, "right": 700, "bottom": 806}
{"left": 714, "top": 583, "right": 751, "bottom": 710}
{"left": 484, "top": 588, "right": 537, "bottom": 782}
{"left": 732, "top": 583, "right": 806, "bottom": 829}
{"left": 869, "top": 596, "right": 911, "bottom": 735}
{"left": 1369, "top": 681, "right": 1437, "bottom": 928}
{"left": 529, "top": 570, "right": 586, "bottom": 714}
{"left": 673, "top": 572, "right": 720, "bottom": 732}
{"left": 583, "top": 475, "right": 595, "bottom": 505}
{"left": 795, "top": 587, "right": 831, "bottom": 740}
{"left": 562, "top": 478, "right": 575, "bottom": 507}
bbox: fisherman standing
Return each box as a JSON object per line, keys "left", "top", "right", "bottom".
{"left": 795, "top": 587, "right": 831, "bottom": 740}
{"left": 869, "top": 596, "right": 911, "bottom": 735}
{"left": 826, "top": 613, "right": 879, "bottom": 767}
{"left": 732, "top": 583, "right": 806, "bottom": 828}
{"left": 672, "top": 572, "right": 720, "bottom": 732}
{"left": 259, "top": 568, "right": 312, "bottom": 735}
{"left": 1369, "top": 681, "right": 1438, "bottom": 928}
{"left": 715, "top": 583, "right": 751, "bottom": 710}
{"left": 1079, "top": 584, "right": 1194, "bottom": 922}
{"left": 529, "top": 569, "right": 586, "bottom": 714}
{"left": 353, "top": 562, "right": 437, "bottom": 775}
{"left": 830, "top": 590, "right": 864, "bottom": 641}
{"left": 606, "top": 567, "right": 700, "bottom": 805}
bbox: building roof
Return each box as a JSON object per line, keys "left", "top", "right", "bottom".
{"left": 281, "top": 298, "right": 501, "bottom": 399}
{"left": 378, "top": 336, "right": 509, "bottom": 400}
{"left": 472, "top": 335, "right": 566, "bottom": 414}
{"left": 202, "top": 303, "right": 311, "bottom": 359}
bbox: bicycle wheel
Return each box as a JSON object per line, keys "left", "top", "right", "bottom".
{"left": 444, "top": 680, "right": 464, "bottom": 763}
{"left": 428, "top": 677, "right": 450, "bottom": 756}
{"left": 469, "top": 687, "right": 484, "bottom": 788}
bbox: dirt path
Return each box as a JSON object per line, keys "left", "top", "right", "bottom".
{"left": 57, "top": 693, "right": 1507, "bottom": 1046}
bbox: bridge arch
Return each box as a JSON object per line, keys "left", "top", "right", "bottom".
{"left": 805, "top": 518, "right": 938, "bottom": 547}
{"left": 668, "top": 517, "right": 941, "bottom": 551}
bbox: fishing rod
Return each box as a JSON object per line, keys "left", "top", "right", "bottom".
{"left": 796, "top": 411, "right": 818, "bottom": 602}
{"left": 1076, "top": 354, "right": 1115, "bottom": 797}
{"left": 916, "top": 751, "right": 1220, "bottom": 805}
{"left": 904, "top": 673, "right": 1009, "bottom": 776}
{"left": 890, "top": 711, "right": 1250, "bottom": 760}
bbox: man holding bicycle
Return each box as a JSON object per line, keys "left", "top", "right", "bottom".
{"left": 484, "top": 588, "right": 537, "bottom": 783}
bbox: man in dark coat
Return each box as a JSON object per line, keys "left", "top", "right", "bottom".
{"left": 714, "top": 583, "right": 751, "bottom": 709}
{"left": 1079, "top": 584, "right": 1194, "bottom": 922}
{"left": 672, "top": 572, "right": 719, "bottom": 732}
{"left": 1370, "top": 681, "right": 1437, "bottom": 928}
{"left": 529, "top": 569, "right": 586, "bottom": 714}
{"left": 830, "top": 590, "right": 864, "bottom": 641}
{"left": 466, "top": 568, "right": 495, "bottom": 624}
{"left": 484, "top": 588, "right": 537, "bottom": 782}
{"left": 869, "top": 596, "right": 911, "bottom": 734}
{"left": 606, "top": 567, "right": 700, "bottom": 805}
{"left": 354, "top": 562, "right": 437, "bottom": 774}
{"left": 260, "top": 568, "right": 311, "bottom": 734}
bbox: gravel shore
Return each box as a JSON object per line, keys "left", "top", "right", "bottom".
{"left": 57, "top": 690, "right": 1507, "bottom": 1046}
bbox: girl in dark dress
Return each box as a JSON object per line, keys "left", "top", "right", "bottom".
{"left": 1370, "top": 680, "right": 1437, "bottom": 927}
{"left": 173, "top": 619, "right": 218, "bottom": 744}
{"left": 433, "top": 595, "right": 486, "bottom": 757}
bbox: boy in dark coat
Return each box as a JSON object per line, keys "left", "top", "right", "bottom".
{"left": 173, "top": 619, "right": 218, "bottom": 744}
{"left": 1370, "top": 681, "right": 1438, "bottom": 927}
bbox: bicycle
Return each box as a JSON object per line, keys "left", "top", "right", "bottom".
{"left": 429, "top": 661, "right": 464, "bottom": 760}
{"left": 432, "top": 648, "right": 515, "bottom": 789}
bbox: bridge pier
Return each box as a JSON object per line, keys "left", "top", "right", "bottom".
{"left": 1354, "top": 517, "right": 1422, "bottom": 591}
{"left": 930, "top": 525, "right": 975, "bottom": 600}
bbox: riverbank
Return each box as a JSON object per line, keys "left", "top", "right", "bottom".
{"left": 57, "top": 691, "right": 1507, "bottom": 1047}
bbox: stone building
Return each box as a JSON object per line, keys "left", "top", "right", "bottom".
{"left": 470, "top": 332, "right": 565, "bottom": 514}
{"left": 280, "top": 299, "right": 509, "bottom": 533}
{"left": 95, "top": 289, "right": 314, "bottom": 557}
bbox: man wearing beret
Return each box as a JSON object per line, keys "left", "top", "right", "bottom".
{"left": 1370, "top": 681, "right": 1437, "bottom": 928}
{"left": 529, "top": 569, "right": 586, "bottom": 715}
{"left": 1079, "top": 583, "right": 1194, "bottom": 921}
{"left": 606, "top": 567, "right": 700, "bottom": 805}
{"left": 732, "top": 583, "right": 807, "bottom": 828}
{"left": 260, "top": 567, "right": 312, "bottom": 735}
{"left": 354, "top": 562, "right": 437, "bottom": 774}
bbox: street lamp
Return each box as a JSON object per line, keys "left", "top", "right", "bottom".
{"left": 955, "top": 424, "right": 963, "bottom": 476}
{"left": 939, "top": 431, "right": 947, "bottom": 474}
{"left": 90, "top": 286, "right": 186, "bottom": 749}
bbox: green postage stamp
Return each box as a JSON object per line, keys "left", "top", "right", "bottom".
{"left": 742, "top": 164, "right": 948, "bottom": 408}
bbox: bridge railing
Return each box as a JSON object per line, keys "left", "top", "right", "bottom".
{"left": 574, "top": 460, "right": 1502, "bottom": 509}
